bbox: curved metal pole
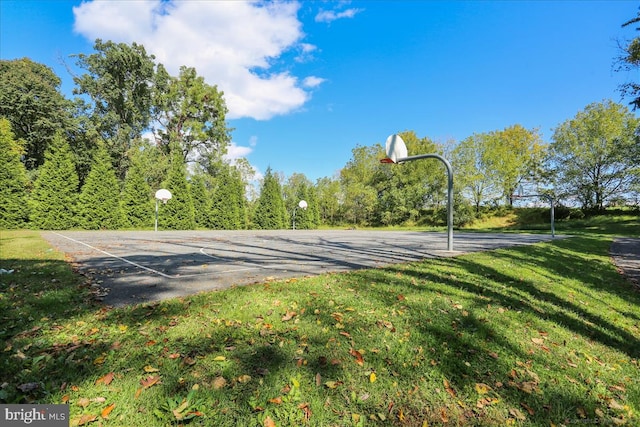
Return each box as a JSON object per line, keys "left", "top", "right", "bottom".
{"left": 396, "top": 154, "right": 454, "bottom": 251}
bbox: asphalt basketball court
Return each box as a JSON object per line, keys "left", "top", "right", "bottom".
{"left": 42, "top": 230, "right": 559, "bottom": 307}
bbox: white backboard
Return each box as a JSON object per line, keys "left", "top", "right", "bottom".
{"left": 155, "top": 189, "right": 172, "bottom": 203}
{"left": 385, "top": 134, "right": 408, "bottom": 163}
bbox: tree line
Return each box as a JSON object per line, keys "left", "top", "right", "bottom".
{"left": 2, "top": 21, "right": 640, "bottom": 230}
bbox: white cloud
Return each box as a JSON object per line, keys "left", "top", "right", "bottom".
{"left": 315, "top": 7, "right": 362, "bottom": 23}
{"left": 303, "top": 76, "right": 326, "bottom": 88}
{"left": 72, "top": 0, "right": 323, "bottom": 120}
{"left": 224, "top": 142, "right": 254, "bottom": 162}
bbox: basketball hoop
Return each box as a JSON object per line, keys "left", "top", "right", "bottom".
{"left": 155, "top": 189, "right": 172, "bottom": 231}
{"left": 155, "top": 189, "right": 172, "bottom": 204}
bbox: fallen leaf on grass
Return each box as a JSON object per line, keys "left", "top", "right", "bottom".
{"left": 298, "top": 403, "right": 312, "bottom": 422}
{"left": 607, "top": 399, "right": 625, "bottom": 411}
{"left": 476, "top": 397, "right": 500, "bottom": 408}
{"left": 443, "top": 379, "right": 456, "bottom": 398}
{"left": 475, "top": 383, "right": 491, "bottom": 394}
{"left": 520, "top": 402, "right": 535, "bottom": 415}
{"left": 509, "top": 408, "right": 526, "bottom": 421}
{"left": 77, "top": 397, "right": 90, "bottom": 408}
{"left": 183, "top": 356, "right": 196, "bottom": 366}
{"left": 440, "top": 407, "right": 449, "bottom": 423}
{"left": 144, "top": 365, "right": 159, "bottom": 373}
{"left": 264, "top": 415, "right": 276, "bottom": 427}
{"left": 237, "top": 375, "right": 252, "bottom": 383}
{"left": 74, "top": 414, "right": 97, "bottom": 426}
{"left": 101, "top": 403, "right": 115, "bottom": 419}
{"left": 349, "top": 348, "right": 364, "bottom": 366}
{"left": 95, "top": 372, "right": 114, "bottom": 386}
{"left": 281, "top": 311, "right": 296, "bottom": 321}
{"left": 213, "top": 376, "right": 227, "bottom": 390}
{"left": 324, "top": 381, "right": 343, "bottom": 389}
{"left": 140, "top": 375, "right": 161, "bottom": 389}
{"left": 369, "top": 372, "right": 377, "bottom": 383}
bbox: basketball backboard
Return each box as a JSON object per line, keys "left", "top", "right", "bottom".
{"left": 155, "top": 189, "right": 172, "bottom": 203}
{"left": 384, "top": 134, "right": 408, "bottom": 163}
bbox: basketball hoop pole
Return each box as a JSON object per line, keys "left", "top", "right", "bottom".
{"left": 382, "top": 134, "right": 454, "bottom": 251}
{"left": 397, "top": 154, "right": 454, "bottom": 251}
{"left": 154, "top": 189, "right": 172, "bottom": 232}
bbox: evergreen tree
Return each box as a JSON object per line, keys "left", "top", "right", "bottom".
{"left": 253, "top": 167, "right": 286, "bottom": 229}
{"left": 190, "top": 172, "right": 210, "bottom": 228}
{"left": 29, "top": 133, "right": 79, "bottom": 229}
{"left": 210, "top": 166, "right": 240, "bottom": 229}
{"left": 160, "top": 147, "right": 195, "bottom": 230}
{"left": 0, "top": 118, "right": 29, "bottom": 228}
{"left": 230, "top": 167, "right": 249, "bottom": 229}
{"left": 120, "top": 155, "right": 153, "bottom": 229}
{"left": 306, "top": 186, "right": 321, "bottom": 229}
{"left": 78, "top": 144, "right": 122, "bottom": 229}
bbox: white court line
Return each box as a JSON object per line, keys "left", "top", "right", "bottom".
{"left": 49, "top": 232, "right": 270, "bottom": 279}
{"left": 51, "top": 231, "right": 175, "bottom": 278}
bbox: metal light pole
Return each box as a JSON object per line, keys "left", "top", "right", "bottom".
{"left": 381, "top": 134, "right": 454, "bottom": 251}
{"left": 513, "top": 192, "right": 555, "bottom": 238}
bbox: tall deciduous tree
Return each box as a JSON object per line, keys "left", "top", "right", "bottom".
{"left": 373, "top": 131, "right": 447, "bottom": 226}
{"left": 77, "top": 144, "right": 122, "bottom": 229}
{"left": 29, "top": 133, "right": 79, "bottom": 229}
{"left": 0, "top": 58, "right": 72, "bottom": 169}
{"left": 451, "top": 133, "right": 500, "bottom": 210}
{"left": 618, "top": 9, "right": 640, "bottom": 109}
{"left": 0, "top": 118, "right": 29, "bottom": 228}
{"left": 483, "top": 125, "right": 545, "bottom": 206}
{"left": 153, "top": 65, "right": 231, "bottom": 166}
{"left": 340, "top": 145, "right": 379, "bottom": 226}
{"left": 549, "top": 100, "right": 640, "bottom": 211}
{"left": 253, "top": 167, "right": 286, "bottom": 229}
{"left": 316, "top": 176, "right": 341, "bottom": 225}
{"left": 74, "top": 39, "right": 158, "bottom": 179}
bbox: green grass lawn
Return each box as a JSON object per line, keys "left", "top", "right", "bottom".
{"left": 1, "top": 222, "right": 639, "bottom": 426}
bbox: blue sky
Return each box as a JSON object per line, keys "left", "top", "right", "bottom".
{"left": 1, "top": 1, "right": 637, "bottom": 182}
